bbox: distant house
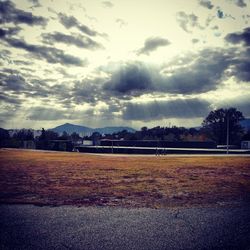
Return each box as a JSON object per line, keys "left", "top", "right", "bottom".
{"left": 82, "top": 140, "right": 93, "bottom": 146}
{"left": 241, "top": 141, "right": 250, "bottom": 149}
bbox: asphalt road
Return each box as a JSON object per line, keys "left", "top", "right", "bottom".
{"left": 1, "top": 203, "right": 250, "bottom": 250}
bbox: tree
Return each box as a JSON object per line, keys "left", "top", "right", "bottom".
{"left": 0, "top": 128, "right": 10, "bottom": 147}
{"left": 0, "top": 128, "right": 10, "bottom": 140}
{"left": 38, "top": 129, "right": 59, "bottom": 141}
{"left": 242, "top": 129, "right": 250, "bottom": 141}
{"left": 40, "top": 128, "right": 46, "bottom": 140}
{"left": 60, "top": 131, "right": 69, "bottom": 140}
{"left": 202, "top": 108, "right": 245, "bottom": 145}
{"left": 71, "top": 132, "right": 81, "bottom": 142}
{"left": 13, "top": 129, "right": 34, "bottom": 141}
{"left": 37, "top": 129, "right": 59, "bottom": 150}
{"left": 90, "top": 132, "right": 101, "bottom": 145}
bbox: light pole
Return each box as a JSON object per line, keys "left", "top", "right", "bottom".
{"left": 226, "top": 112, "right": 229, "bottom": 154}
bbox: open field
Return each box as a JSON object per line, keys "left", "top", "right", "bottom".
{"left": 0, "top": 149, "right": 250, "bottom": 208}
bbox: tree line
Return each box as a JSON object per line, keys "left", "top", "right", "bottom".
{"left": 87, "top": 108, "right": 250, "bottom": 145}
{"left": 0, "top": 108, "right": 250, "bottom": 149}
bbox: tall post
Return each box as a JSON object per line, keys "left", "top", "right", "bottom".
{"left": 226, "top": 113, "right": 229, "bottom": 154}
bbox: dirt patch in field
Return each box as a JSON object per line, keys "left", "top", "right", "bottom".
{"left": 0, "top": 149, "right": 249, "bottom": 208}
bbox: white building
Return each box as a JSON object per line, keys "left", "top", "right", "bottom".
{"left": 82, "top": 140, "right": 93, "bottom": 146}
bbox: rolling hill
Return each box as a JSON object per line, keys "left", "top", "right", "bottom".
{"left": 51, "top": 123, "right": 135, "bottom": 135}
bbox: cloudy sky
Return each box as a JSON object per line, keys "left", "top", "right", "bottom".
{"left": 0, "top": 0, "right": 250, "bottom": 130}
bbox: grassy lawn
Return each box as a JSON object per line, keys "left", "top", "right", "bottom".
{"left": 0, "top": 149, "right": 250, "bottom": 208}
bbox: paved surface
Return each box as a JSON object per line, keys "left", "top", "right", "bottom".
{"left": 1, "top": 203, "right": 250, "bottom": 250}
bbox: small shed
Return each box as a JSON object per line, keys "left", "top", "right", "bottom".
{"left": 82, "top": 140, "right": 93, "bottom": 146}
{"left": 241, "top": 141, "right": 250, "bottom": 149}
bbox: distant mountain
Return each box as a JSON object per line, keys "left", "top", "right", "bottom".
{"left": 51, "top": 123, "right": 93, "bottom": 135}
{"left": 240, "top": 118, "right": 250, "bottom": 131}
{"left": 51, "top": 123, "right": 135, "bottom": 135}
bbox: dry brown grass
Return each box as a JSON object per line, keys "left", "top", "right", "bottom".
{"left": 0, "top": 149, "right": 250, "bottom": 208}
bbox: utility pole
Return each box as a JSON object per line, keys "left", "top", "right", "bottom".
{"left": 226, "top": 112, "right": 229, "bottom": 154}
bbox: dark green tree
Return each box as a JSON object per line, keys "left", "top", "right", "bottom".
{"left": 38, "top": 129, "right": 59, "bottom": 141}
{"left": 14, "top": 129, "right": 34, "bottom": 141}
{"left": 0, "top": 128, "right": 10, "bottom": 147}
{"left": 37, "top": 129, "right": 59, "bottom": 150}
{"left": 242, "top": 129, "right": 250, "bottom": 141}
{"left": 0, "top": 128, "right": 10, "bottom": 140}
{"left": 71, "top": 132, "right": 81, "bottom": 142}
{"left": 60, "top": 131, "right": 69, "bottom": 140}
{"left": 90, "top": 132, "right": 101, "bottom": 145}
{"left": 202, "top": 108, "right": 245, "bottom": 145}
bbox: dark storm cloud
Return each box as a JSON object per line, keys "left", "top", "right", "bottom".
{"left": 3, "top": 37, "right": 85, "bottom": 66}
{"left": 58, "top": 13, "right": 99, "bottom": 37}
{"left": 176, "top": 12, "right": 204, "bottom": 33}
{"left": 0, "top": 27, "right": 21, "bottom": 38}
{"left": 0, "top": 70, "right": 51, "bottom": 100}
{"left": 123, "top": 98, "right": 210, "bottom": 121}
{"left": 0, "top": 68, "right": 27, "bottom": 92}
{"left": 225, "top": 28, "right": 250, "bottom": 82}
{"left": 137, "top": 37, "right": 171, "bottom": 55}
{"left": 103, "top": 63, "right": 153, "bottom": 95}
{"left": 160, "top": 48, "right": 233, "bottom": 94}
{"left": 232, "top": 58, "right": 250, "bottom": 82}
{"left": 234, "top": 0, "right": 247, "bottom": 7}
{"left": 27, "top": 107, "right": 68, "bottom": 121}
{"left": 0, "top": 68, "right": 21, "bottom": 75}
{"left": 1, "top": 74, "right": 27, "bottom": 91}
{"left": 225, "top": 27, "right": 250, "bottom": 46}
{"left": 199, "top": 0, "right": 214, "bottom": 9}
{"left": 41, "top": 32, "right": 103, "bottom": 50}
{"left": 0, "top": 0, "right": 47, "bottom": 26}
{"left": 2, "top": 46, "right": 244, "bottom": 110}
{"left": 0, "top": 92, "right": 22, "bottom": 105}
{"left": 72, "top": 78, "right": 105, "bottom": 104}
{"left": 103, "top": 49, "right": 232, "bottom": 97}
{"left": 0, "top": 67, "right": 70, "bottom": 101}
